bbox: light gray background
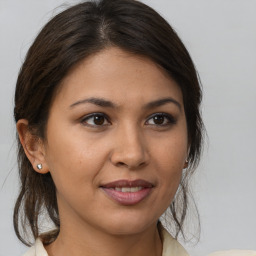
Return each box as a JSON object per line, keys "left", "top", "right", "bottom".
{"left": 0, "top": 0, "right": 256, "bottom": 255}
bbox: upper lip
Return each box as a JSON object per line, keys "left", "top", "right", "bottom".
{"left": 101, "top": 179, "right": 154, "bottom": 188}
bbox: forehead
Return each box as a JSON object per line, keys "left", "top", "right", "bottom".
{"left": 54, "top": 47, "right": 183, "bottom": 108}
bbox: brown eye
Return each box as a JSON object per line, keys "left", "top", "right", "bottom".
{"left": 152, "top": 115, "right": 164, "bottom": 125}
{"left": 81, "top": 113, "right": 110, "bottom": 127}
{"left": 93, "top": 115, "right": 105, "bottom": 125}
{"left": 146, "top": 113, "right": 176, "bottom": 126}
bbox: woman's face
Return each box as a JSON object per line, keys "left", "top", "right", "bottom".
{"left": 42, "top": 47, "right": 188, "bottom": 236}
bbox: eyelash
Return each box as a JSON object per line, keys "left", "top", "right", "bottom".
{"left": 146, "top": 113, "right": 177, "bottom": 126}
{"left": 80, "top": 112, "right": 176, "bottom": 128}
{"left": 80, "top": 113, "right": 111, "bottom": 127}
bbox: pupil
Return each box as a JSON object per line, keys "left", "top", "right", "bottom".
{"left": 154, "top": 115, "right": 164, "bottom": 124}
{"left": 94, "top": 115, "right": 104, "bottom": 125}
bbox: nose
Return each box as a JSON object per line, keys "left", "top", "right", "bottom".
{"left": 110, "top": 125, "right": 149, "bottom": 170}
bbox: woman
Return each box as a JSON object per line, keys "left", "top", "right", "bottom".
{"left": 14, "top": 0, "right": 203, "bottom": 255}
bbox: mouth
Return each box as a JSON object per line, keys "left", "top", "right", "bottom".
{"left": 113, "top": 187, "right": 143, "bottom": 192}
{"left": 100, "top": 179, "right": 154, "bottom": 206}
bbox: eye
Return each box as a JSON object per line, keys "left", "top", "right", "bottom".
{"left": 81, "top": 113, "right": 110, "bottom": 127}
{"left": 146, "top": 113, "right": 176, "bottom": 126}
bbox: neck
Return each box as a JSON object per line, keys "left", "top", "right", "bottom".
{"left": 45, "top": 220, "right": 162, "bottom": 256}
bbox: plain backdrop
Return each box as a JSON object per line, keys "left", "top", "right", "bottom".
{"left": 0, "top": 0, "right": 256, "bottom": 255}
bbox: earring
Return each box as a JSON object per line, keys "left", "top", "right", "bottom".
{"left": 37, "top": 164, "right": 43, "bottom": 170}
{"left": 183, "top": 160, "right": 189, "bottom": 169}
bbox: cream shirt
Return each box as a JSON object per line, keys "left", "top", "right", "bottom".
{"left": 22, "top": 229, "right": 256, "bottom": 256}
{"left": 23, "top": 228, "right": 189, "bottom": 256}
{"left": 207, "top": 251, "right": 256, "bottom": 256}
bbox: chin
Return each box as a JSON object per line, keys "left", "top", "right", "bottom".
{"left": 100, "top": 214, "right": 158, "bottom": 236}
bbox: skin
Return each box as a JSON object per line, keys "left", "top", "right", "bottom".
{"left": 17, "top": 47, "right": 188, "bottom": 256}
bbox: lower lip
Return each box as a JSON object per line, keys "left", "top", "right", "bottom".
{"left": 101, "top": 188, "right": 152, "bottom": 206}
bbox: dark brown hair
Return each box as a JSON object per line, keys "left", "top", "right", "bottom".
{"left": 14, "top": 0, "right": 204, "bottom": 245}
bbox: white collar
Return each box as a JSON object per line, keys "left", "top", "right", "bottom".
{"left": 23, "top": 226, "right": 189, "bottom": 256}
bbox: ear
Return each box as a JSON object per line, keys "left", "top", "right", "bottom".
{"left": 183, "top": 160, "right": 189, "bottom": 169}
{"left": 16, "top": 119, "right": 49, "bottom": 174}
{"left": 183, "top": 146, "right": 190, "bottom": 169}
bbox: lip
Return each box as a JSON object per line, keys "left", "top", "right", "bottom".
{"left": 100, "top": 179, "right": 154, "bottom": 206}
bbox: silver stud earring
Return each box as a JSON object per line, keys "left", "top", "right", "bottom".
{"left": 37, "top": 164, "right": 43, "bottom": 170}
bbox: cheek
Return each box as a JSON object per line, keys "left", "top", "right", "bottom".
{"left": 44, "top": 128, "right": 110, "bottom": 187}
{"left": 153, "top": 133, "right": 188, "bottom": 170}
{"left": 151, "top": 131, "right": 187, "bottom": 195}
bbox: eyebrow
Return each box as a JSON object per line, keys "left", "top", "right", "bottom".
{"left": 70, "top": 97, "right": 181, "bottom": 110}
{"left": 70, "top": 97, "right": 117, "bottom": 108}
{"left": 143, "top": 97, "right": 182, "bottom": 110}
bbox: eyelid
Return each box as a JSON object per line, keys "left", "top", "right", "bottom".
{"left": 145, "top": 112, "right": 177, "bottom": 126}
{"left": 80, "top": 112, "right": 111, "bottom": 127}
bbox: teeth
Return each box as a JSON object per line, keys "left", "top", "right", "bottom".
{"left": 130, "top": 187, "right": 142, "bottom": 192}
{"left": 114, "top": 187, "right": 143, "bottom": 192}
{"left": 122, "top": 187, "right": 131, "bottom": 192}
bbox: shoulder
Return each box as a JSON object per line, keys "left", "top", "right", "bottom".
{"left": 22, "top": 238, "right": 48, "bottom": 256}
{"left": 207, "top": 250, "right": 256, "bottom": 256}
{"left": 160, "top": 226, "right": 189, "bottom": 256}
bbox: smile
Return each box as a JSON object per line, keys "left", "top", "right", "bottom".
{"left": 101, "top": 179, "right": 154, "bottom": 206}
{"left": 113, "top": 187, "right": 143, "bottom": 192}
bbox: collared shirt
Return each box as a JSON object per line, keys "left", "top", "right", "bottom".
{"left": 207, "top": 251, "right": 256, "bottom": 256}
{"left": 23, "top": 227, "right": 189, "bottom": 256}
{"left": 22, "top": 228, "right": 256, "bottom": 256}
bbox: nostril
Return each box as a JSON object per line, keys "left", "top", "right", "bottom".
{"left": 117, "top": 161, "right": 126, "bottom": 167}
{"left": 115, "top": 160, "right": 147, "bottom": 170}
